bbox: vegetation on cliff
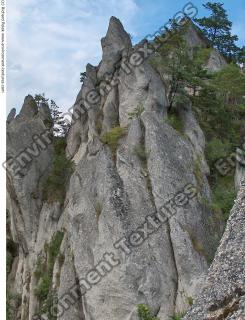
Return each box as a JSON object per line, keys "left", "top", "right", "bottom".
{"left": 149, "top": 2, "right": 245, "bottom": 222}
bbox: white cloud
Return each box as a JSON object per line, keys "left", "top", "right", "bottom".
{"left": 7, "top": 0, "right": 138, "bottom": 113}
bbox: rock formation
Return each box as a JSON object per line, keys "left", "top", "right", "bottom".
{"left": 6, "top": 17, "right": 243, "bottom": 320}
{"left": 183, "top": 180, "right": 245, "bottom": 320}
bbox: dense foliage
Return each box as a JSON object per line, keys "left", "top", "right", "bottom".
{"left": 195, "top": 2, "right": 244, "bottom": 63}
{"left": 149, "top": 2, "right": 244, "bottom": 222}
{"left": 34, "top": 93, "right": 70, "bottom": 136}
{"left": 42, "top": 137, "right": 74, "bottom": 204}
{"left": 34, "top": 231, "right": 64, "bottom": 319}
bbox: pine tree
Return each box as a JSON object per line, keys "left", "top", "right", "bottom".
{"left": 236, "top": 46, "right": 245, "bottom": 66}
{"left": 80, "top": 72, "right": 87, "bottom": 83}
{"left": 34, "top": 94, "right": 70, "bottom": 137}
{"left": 212, "top": 64, "right": 245, "bottom": 106}
{"left": 195, "top": 2, "right": 239, "bottom": 61}
{"left": 34, "top": 93, "right": 49, "bottom": 107}
{"left": 150, "top": 22, "right": 212, "bottom": 109}
{"left": 50, "top": 100, "right": 70, "bottom": 137}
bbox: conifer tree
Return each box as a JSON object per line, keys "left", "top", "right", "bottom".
{"left": 195, "top": 2, "right": 240, "bottom": 61}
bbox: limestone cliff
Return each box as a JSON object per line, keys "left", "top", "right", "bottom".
{"left": 6, "top": 17, "right": 243, "bottom": 320}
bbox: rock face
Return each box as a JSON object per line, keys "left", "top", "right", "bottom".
{"left": 235, "top": 144, "right": 245, "bottom": 191}
{"left": 7, "top": 108, "right": 16, "bottom": 123}
{"left": 183, "top": 180, "right": 245, "bottom": 320}
{"left": 7, "top": 17, "right": 233, "bottom": 320}
{"left": 97, "top": 16, "right": 132, "bottom": 80}
{"left": 184, "top": 21, "right": 226, "bottom": 71}
{"left": 6, "top": 96, "right": 55, "bottom": 319}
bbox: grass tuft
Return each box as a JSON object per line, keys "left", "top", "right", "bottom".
{"left": 138, "top": 304, "right": 159, "bottom": 320}
{"left": 101, "top": 126, "right": 127, "bottom": 157}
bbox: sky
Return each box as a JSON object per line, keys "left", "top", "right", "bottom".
{"left": 7, "top": 0, "right": 245, "bottom": 114}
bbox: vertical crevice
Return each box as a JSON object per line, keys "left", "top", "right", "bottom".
{"left": 139, "top": 118, "right": 156, "bottom": 208}
{"left": 166, "top": 220, "right": 179, "bottom": 313}
{"left": 72, "top": 256, "right": 86, "bottom": 320}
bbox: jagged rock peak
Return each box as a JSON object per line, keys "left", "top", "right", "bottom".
{"left": 103, "top": 16, "right": 132, "bottom": 48}
{"left": 18, "top": 95, "right": 38, "bottom": 119}
{"left": 86, "top": 63, "right": 97, "bottom": 84}
{"left": 98, "top": 16, "right": 132, "bottom": 79}
{"left": 7, "top": 108, "right": 16, "bottom": 123}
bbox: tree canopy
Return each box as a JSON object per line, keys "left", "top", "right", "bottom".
{"left": 195, "top": 2, "right": 242, "bottom": 62}
{"left": 34, "top": 94, "right": 70, "bottom": 137}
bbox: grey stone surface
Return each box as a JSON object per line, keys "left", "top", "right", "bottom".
{"left": 7, "top": 96, "right": 54, "bottom": 251}
{"left": 206, "top": 48, "right": 227, "bottom": 72}
{"left": 183, "top": 181, "right": 245, "bottom": 320}
{"left": 7, "top": 17, "right": 241, "bottom": 320}
{"left": 38, "top": 102, "right": 52, "bottom": 123}
{"left": 97, "top": 16, "right": 132, "bottom": 80}
{"left": 235, "top": 148, "right": 245, "bottom": 191}
{"left": 6, "top": 96, "right": 55, "bottom": 319}
{"left": 178, "top": 102, "right": 210, "bottom": 176}
{"left": 7, "top": 108, "right": 16, "bottom": 123}
{"left": 18, "top": 95, "right": 38, "bottom": 119}
{"left": 118, "top": 62, "right": 168, "bottom": 127}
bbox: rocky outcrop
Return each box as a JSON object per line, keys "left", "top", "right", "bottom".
{"left": 235, "top": 144, "right": 245, "bottom": 191}
{"left": 62, "top": 17, "right": 223, "bottom": 320}
{"left": 7, "top": 96, "right": 54, "bottom": 251}
{"left": 6, "top": 96, "right": 55, "bottom": 319}
{"left": 183, "top": 180, "right": 245, "bottom": 320}
{"left": 7, "top": 17, "right": 232, "bottom": 320}
{"left": 97, "top": 16, "right": 132, "bottom": 80}
{"left": 7, "top": 108, "right": 16, "bottom": 124}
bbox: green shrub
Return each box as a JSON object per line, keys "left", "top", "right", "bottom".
{"left": 6, "top": 292, "right": 21, "bottom": 320}
{"left": 187, "top": 296, "right": 193, "bottom": 306}
{"left": 171, "top": 313, "right": 186, "bottom": 320}
{"left": 193, "top": 85, "right": 243, "bottom": 147}
{"left": 35, "top": 274, "right": 52, "bottom": 300}
{"left": 95, "top": 201, "right": 103, "bottom": 218}
{"left": 206, "top": 138, "right": 231, "bottom": 165}
{"left": 34, "top": 231, "right": 64, "bottom": 314}
{"left": 212, "top": 176, "right": 236, "bottom": 221}
{"left": 194, "top": 93, "right": 238, "bottom": 222}
{"left": 47, "top": 231, "right": 64, "bottom": 271}
{"left": 186, "top": 228, "right": 209, "bottom": 261}
{"left": 35, "top": 290, "right": 58, "bottom": 320}
{"left": 166, "top": 113, "right": 184, "bottom": 134}
{"left": 43, "top": 138, "right": 74, "bottom": 204}
{"left": 134, "top": 144, "right": 149, "bottom": 162}
{"left": 101, "top": 126, "right": 127, "bottom": 155}
{"left": 138, "top": 304, "right": 159, "bottom": 320}
{"left": 199, "top": 196, "right": 224, "bottom": 222}
{"left": 34, "top": 256, "right": 46, "bottom": 278}
{"left": 128, "top": 104, "right": 145, "bottom": 120}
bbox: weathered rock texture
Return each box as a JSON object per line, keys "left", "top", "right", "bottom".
{"left": 183, "top": 180, "right": 245, "bottom": 320}
{"left": 7, "top": 95, "right": 55, "bottom": 319}
{"left": 6, "top": 17, "right": 236, "bottom": 320}
{"left": 235, "top": 148, "right": 245, "bottom": 191}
